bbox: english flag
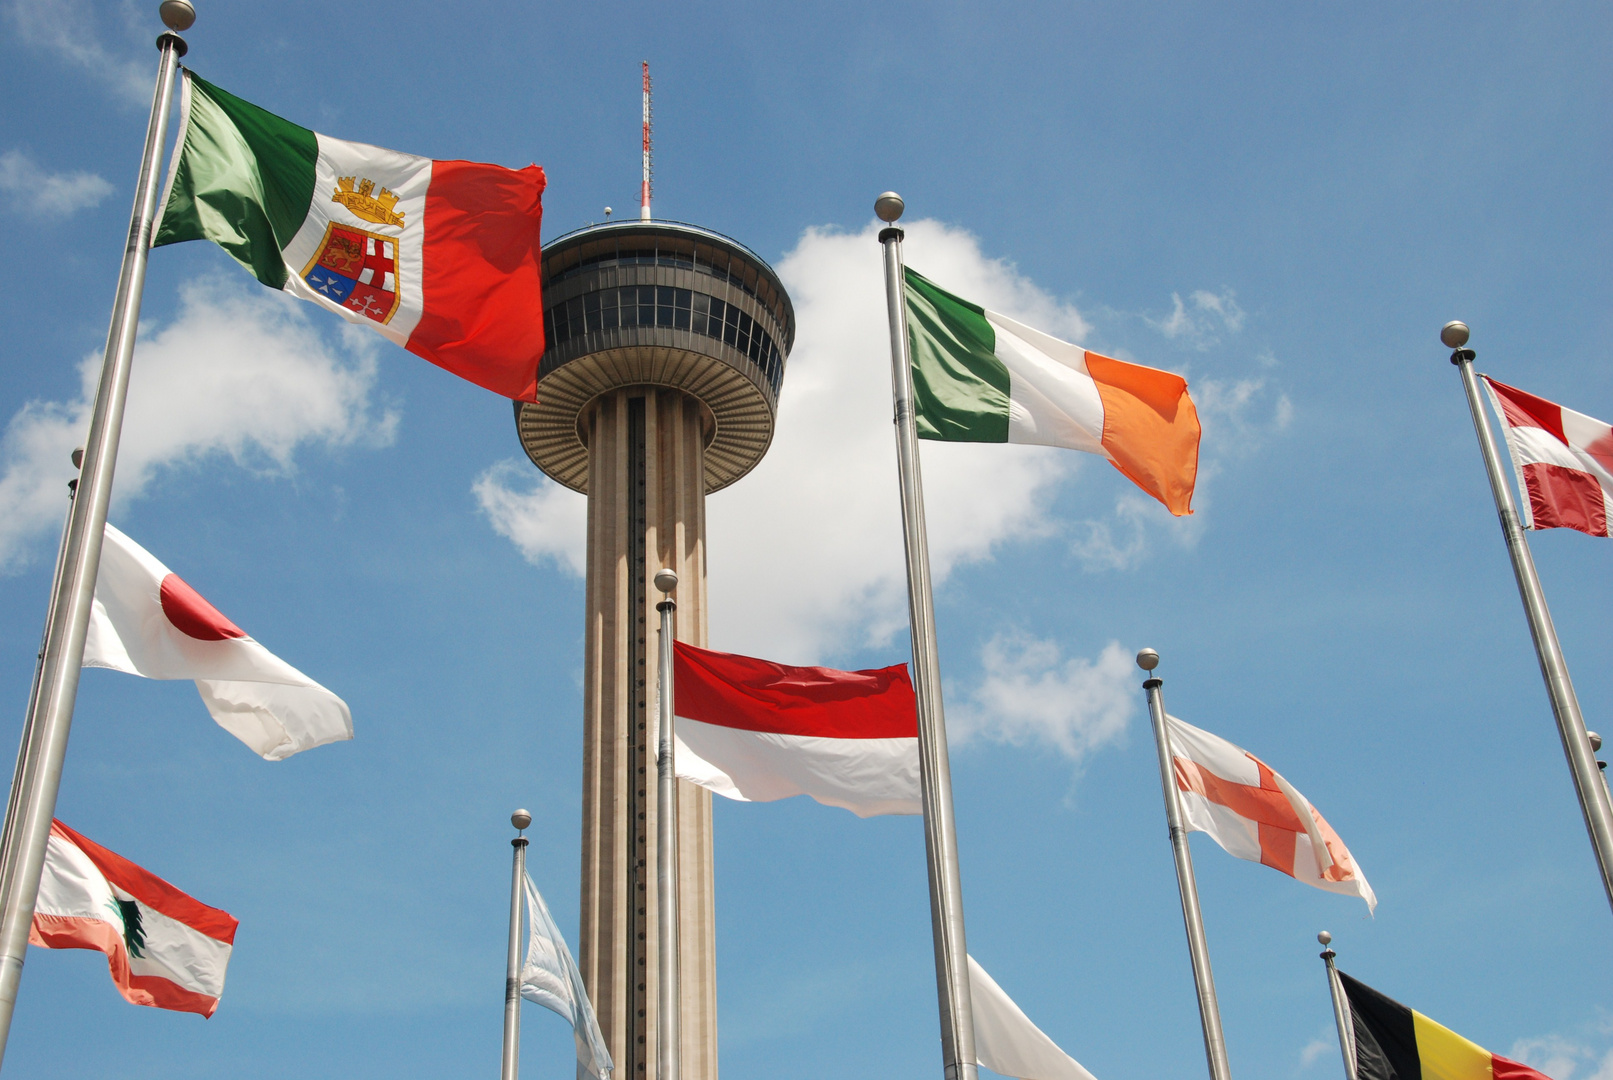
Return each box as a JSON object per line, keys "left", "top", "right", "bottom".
{"left": 1483, "top": 376, "right": 1613, "bottom": 537}
{"left": 1166, "top": 715, "right": 1376, "bottom": 911}
{"left": 31, "top": 820, "right": 237, "bottom": 1017}
{"left": 669, "top": 642, "right": 920, "bottom": 818}
{"left": 83, "top": 524, "right": 352, "bottom": 760}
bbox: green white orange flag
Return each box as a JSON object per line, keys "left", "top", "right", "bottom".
{"left": 154, "top": 71, "right": 546, "bottom": 401}
{"left": 903, "top": 267, "right": 1201, "bottom": 515}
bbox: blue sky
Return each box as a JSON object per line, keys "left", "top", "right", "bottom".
{"left": 1, "top": 2, "right": 1611, "bottom": 1079}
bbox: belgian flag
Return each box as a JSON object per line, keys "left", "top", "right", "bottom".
{"left": 1338, "top": 973, "right": 1553, "bottom": 1080}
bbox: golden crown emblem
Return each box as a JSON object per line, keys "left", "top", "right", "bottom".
{"left": 332, "top": 176, "right": 406, "bottom": 227}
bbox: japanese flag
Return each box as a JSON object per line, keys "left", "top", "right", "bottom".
{"left": 83, "top": 524, "right": 352, "bottom": 760}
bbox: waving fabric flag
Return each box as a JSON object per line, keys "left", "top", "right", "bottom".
{"left": 669, "top": 642, "right": 920, "bottom": 818}
{"left": 904, "top": 267, "right": 1200, "bottom": 515}
{"left": 521, "top": 872, "right": 613, "bottom": 1080}
{"left": 83, "top": 524, "right": 352, "bottom": 760}
{"left": 969, "top": 956, "right": 1099, "bottom": 1080}
{"left": 1166, "top": 715, "right": 1376, "bottom": 911}
{"left": 154, "top": 71, "right": 546, "bottom": 401}
{"left": 1338, "top": 972, "right": 1552, "bottom": 1080}
{"left": 1483, "top": 376, "right": 1613, "bottom": 538}
{"left": 30, "top": 820, "right": 237, "bottom": 1017}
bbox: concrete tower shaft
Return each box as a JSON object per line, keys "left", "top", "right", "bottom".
{"left": 516, "top": 221, "right": 793, "bottom": 1080}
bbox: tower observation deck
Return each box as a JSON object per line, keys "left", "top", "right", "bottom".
{"left": 513, "top": 219, "right": 794, "bottom": 1080}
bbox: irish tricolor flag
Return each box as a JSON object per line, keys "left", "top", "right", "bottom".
{"left": 154, "top": 72, "right": 546, "bottom": 401}
{"left": 904, "top": 268, "right": 1201, "bottom": 515}
{"left": 31, "top": 820, "right": 237, "bottom": 1017}
{"left": 669, "top": 642, "right": 920, "bottom": 818}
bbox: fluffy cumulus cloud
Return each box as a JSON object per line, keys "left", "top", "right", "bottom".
{"left": 949, "top": 634, "right": 1135, "bottom": 762}
{"left": 0, "top": 275, "right": 396, "bottom": 570}
{"left": 1512, "top": 1031, "right": 1613, "bottom": 1080}
{"left": 5, "top": 0, "right": 152, "bottom": 105}
{"left": 0, "top": 149, "right": 113, "bottom": 219}
{"left": 476, "top": 218, "right": 1089, "bottom": 663}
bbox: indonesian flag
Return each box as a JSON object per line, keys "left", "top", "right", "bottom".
{"left": 669, "top": 642, "right": 920, "bottom": 818}
{"left": 1165, "top": 715, "right": 1376, "bottom": 912}
{"left": 83, "top": 524, "right": 352, "bottom": 760}
{"left": 31, "top": 820, "right": 237, "bottom": 1017}
{"left": 1483, "top": 376, "right": 1613, "bottom": 537}
{"left": 154, "top": 71, "right": 545, "bottom": 401}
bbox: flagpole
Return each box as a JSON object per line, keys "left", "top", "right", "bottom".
{"left": 1137, "top": 649, "right": 1232, "bottom": 1080}
{"left": 1316, "top": 932, "right": 1357, "bottom": 1080}
{"left": 653, "top": 569, "right": 680, "bottom": 1080}
{"left": 1445, "top": 320, "right": 1613, "bottom": 915}
{"left": 875, "top": 192, "right": 978, "bottom": 1080}
{"left": 0, "top": 9, "right": 189, "bottom": 1063}
{"left": 504, "top": 809, "right": 533, "bottom": 1080}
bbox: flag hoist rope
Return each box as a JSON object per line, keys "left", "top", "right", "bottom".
{"left": 654, "top": 571, "right": 681, "bottom": 1080}
{"left": 876, "top": 194, "right": 979, "bottom": 1080}
{"left": 503, "top": 813, "right": 531, "bottom": 1080}
{"left": 1447, "top": 322, "right": 1613, "bottom": 917}
{"left": 1139, "top": 656, "right": 1233, "bottom": 1080}
{"left": 0, "top": 28, "right": 187, "bottom": 1066}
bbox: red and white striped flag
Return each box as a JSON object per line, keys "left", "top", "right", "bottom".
{"left": 1483, "top": 376, "right": 1613, "bottom": 537}
{"left": 83, "top": 524, "right": 352, "bottom": 760}
{"left": 1166, "top": 715, "right": 1376, "bottom": 911}
{"left": 30, "top": 820, "right": 237, "bottom": 1017}
{"left": 669, "top": 642, "right": 920, "bottom": 818}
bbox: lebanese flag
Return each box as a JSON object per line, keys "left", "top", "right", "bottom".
{"left": 31, "top": 820, "right": 237, "bottom": 1017}
{"left": 83, "top": 524, "right": 352, "bottom": 761}
{"left": 154, "top": 71, "right": 545, "bottom": 401}
{"left": 669, "top": 642, "right": 920, "bottom": 818}
{"left": 1482, "top": 376, "right": 1613, "bottom": 537}
{"left": 1166, "top": 715, "right": 1376, "bottom": 911}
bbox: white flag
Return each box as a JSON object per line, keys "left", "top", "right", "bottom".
{"left": 83, "top": 524, "right": 351, "bottom": 760}
{"left": 521, "top": 872, "right": 613, "bottom": 1080}
{"left": 968, "top": 955, "right": 1098, "bottom": 1080}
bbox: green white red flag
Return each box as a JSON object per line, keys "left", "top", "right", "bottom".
{"left": 30, "top": 820, "right": 237, "bottom": 1017}
{"left": 904, "top": 267, "right": 1201, "bottom": 515}
{"left": 154, "top": 71, "right": 547, "bottom": 401}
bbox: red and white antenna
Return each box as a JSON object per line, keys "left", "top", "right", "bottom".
{"left": 640, "top": 61, "right": 652, "bottom": 221}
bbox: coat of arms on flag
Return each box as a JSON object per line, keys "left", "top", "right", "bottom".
{"left": 301, "top": 222, "right": 401, "bottom": 325}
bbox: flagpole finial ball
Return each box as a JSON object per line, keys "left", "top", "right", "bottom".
{"left": 653, "top": 568, "right": 679, "bottom": 594}
{"left": 1135, "top": 648, "right": 1160, "bottom": 672}
{"left": 1440, "top": 321, "right": 1470, "bottom": 349}
{"left": 71, "top": 447, "right": 83, "bottom": 470}
{"left": 1317, "top": 930, "right": 1332, "bottom": 946}
{"left": 1590, "top": 732, "right": 1603, "bottom": 752}
{"left": 511, "top": 809, "right": 532, "bottom": 831}
{"left": 874, "top": 192, "right": 905, "bottom": 223}
{"left": 158, "top": 0, "right": 194, "bottom": 30}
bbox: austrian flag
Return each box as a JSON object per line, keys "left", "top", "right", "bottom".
{"left": 1483, "top": 376, "right": 1613, "bottom": 538}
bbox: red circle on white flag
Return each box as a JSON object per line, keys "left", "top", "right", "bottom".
{"left": 159, "top": 574, "right": 246, "bottom": 641}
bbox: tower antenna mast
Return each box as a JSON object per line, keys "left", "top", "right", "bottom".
{"left": 640, "top": 61, "right": 652, "bottom": 221}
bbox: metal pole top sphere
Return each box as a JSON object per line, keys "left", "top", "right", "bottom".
{"left": 653, "top": 568, "right": 679, "bottom": 595}
{"left": 511, "top": 809, "right": 532, "bottom": 832}
{"left": 159, "top": 0, "right": 195, "bottom": 30}
{"left": 875, "top": 192, "right": 905, "bottom": 223}
{"left": 1136, "top": 648, "right": 1160, "bottom": 672}
{"left": 1441, "top": 321, "right": 1471, "bottom": 349}
{"left": 1317, "top": 930, "right": 1332, "bottom": 946}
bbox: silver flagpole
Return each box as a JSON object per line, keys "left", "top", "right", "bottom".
{"left": 1316, "top": 932, "right": 1357, "bottom": 1080}
{"left": 875, "top": 192, "right": 978, "bottom": 1080}
{"left": 653, "top": 568, "right": 681, "bottom": 1080}
{"left": 0, "top": 6, "right": 190, "bottom": 1063}
{"left": 1137, "top": 649, "right": 1232, "bottom": 1080}
{"left": 1445, "top": 320, "right": 1613, "bottom": 915}
{"left": 503, "top": 810, "right": 533, "bottom": 1080}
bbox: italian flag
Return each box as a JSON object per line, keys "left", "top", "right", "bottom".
{"left": 31, "top": 820, "right": 237, "bottom": 1018}
{"left": 154, "top": 72, "right": 547, "bottom": 401}
{"left": 904, "top": 268, "right": 1201, "bottom": 516}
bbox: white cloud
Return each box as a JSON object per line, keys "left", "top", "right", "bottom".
{"left": 1299, "top": 1036, "right": 1334, "bottom": 1069}
{"left": 949, "top": 634, "right": 1135, "bottom": 763}
{"left": 474, "top": 218, "right": 1089, "bottom": 664}
{"left": 474, "top": 460, "right": 587, "bottom": 577}
{"left": 1512, "top": 1033, "right": 1613, "bottom": 1080}
{"left": 1153, "top": 288, "right": 1246, "bottom": 349}
{"left": 0, "top": 148, "right": 114, "bottom": 219}
{"left": 0, "top": 275, "right": 397, "bottom": 571}
{"left": 6, "top": 0, "right": 151, "bottom": 105}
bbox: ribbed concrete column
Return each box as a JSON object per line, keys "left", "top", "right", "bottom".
{"left": 578, "top": 386, "right": 717, "bottom": 1080}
